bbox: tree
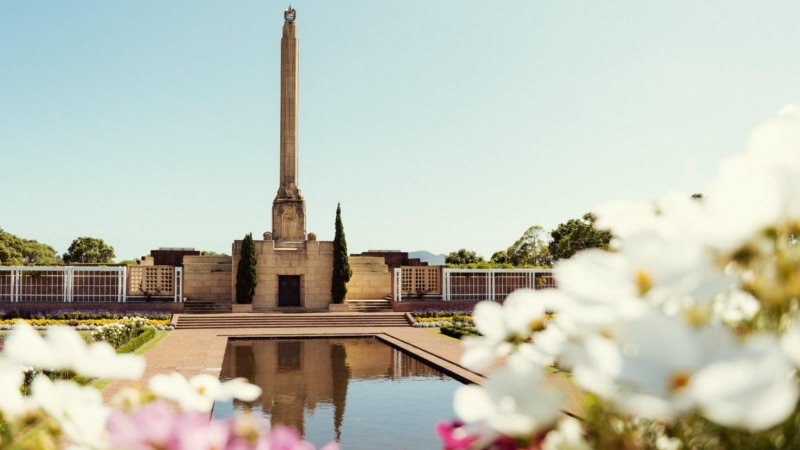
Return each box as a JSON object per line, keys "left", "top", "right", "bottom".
{"left": 490, "top": 250, "right": 510, "bottom": 264}
{"left": 505, "top": 225, "right": 553, "bottom": 267}
{"left": 0, "top": 228, "right": 60, "bottom": 265}
{"left": 235, "top": 233, "right": 257, "bottom": 304}
{"left": 331, "top": 203, "right": 352, "bottom": 304}
{"left": 445, "top": 248, "right": 484, "bottom": 265}
{"left": 549, "top": 213, "right": 612, "bottom": 262}
{"left": 62, "top": 237, "right": 115, "bottom": 264}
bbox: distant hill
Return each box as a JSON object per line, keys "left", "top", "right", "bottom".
{"left": 409, "top": 250, "right": 445, "bottom": 266}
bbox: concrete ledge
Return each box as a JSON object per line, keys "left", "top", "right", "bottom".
{"left": 231, "top": 304, "right": 253, "bottom": 313}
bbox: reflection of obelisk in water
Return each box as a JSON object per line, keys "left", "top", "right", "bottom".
{"left": 272, "top": 6, "right": 306, "bottom": 241}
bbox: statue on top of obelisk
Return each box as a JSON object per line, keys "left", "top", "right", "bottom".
{"left": 271, "top": 5, "right": 306, "bottom": 241}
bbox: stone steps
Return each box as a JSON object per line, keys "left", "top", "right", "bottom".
{"left": 183, "top": 301, "right": 233, "bottom": 314}
{"left": 174, "top": 312, "right": 411, "bottom": 329}
{"left": 346, "top": 299, "right": 392, "bottom": 312}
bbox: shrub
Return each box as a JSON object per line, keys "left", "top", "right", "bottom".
{"left": 116, "top": 327, "right": 156, "bottom": 354}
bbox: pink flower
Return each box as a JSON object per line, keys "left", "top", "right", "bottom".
{"left": 256, "top": 425, "right": 328, "bottom": 450}
{"left": 435, "top": 420, "right": 478, "bottom": 450}
{"left": 168, "top": 413, "right": 232, "bottom": 450}
{"left": 107, "top": 400, "right": 177, "bottom": 449}
{"left": 107, "top": 403, "right": 337, "bottom": 450}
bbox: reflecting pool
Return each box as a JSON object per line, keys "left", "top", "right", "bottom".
{"left": 212, "top": 337, "right": 462, "bottom": 449}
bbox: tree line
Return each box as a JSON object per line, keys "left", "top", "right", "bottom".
{"left": 0, "top": 228, "right": 116, "bottom": 265}
{"left": 445, "top": 213, "right": 612, "bottom": 268}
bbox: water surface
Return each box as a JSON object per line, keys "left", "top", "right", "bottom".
{"left": 212, "top": 337, "right": 462, "bottom": 450}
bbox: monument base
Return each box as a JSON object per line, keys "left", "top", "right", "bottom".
{"left": 232, "top": 239, "right": 334, "bottom": 310}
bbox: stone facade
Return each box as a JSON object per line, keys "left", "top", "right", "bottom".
{"left": 347, "top": 256, "right": 391, "bottom": 300}
{"left": 232, "top": 239, "right": 333, "bottom": 310}
{"left": 183, "top": 255, "right": 232, "bottom": 302}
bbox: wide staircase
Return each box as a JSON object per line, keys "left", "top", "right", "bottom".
{"left": 183, "top": 300, "right": 232, "bottom": 314}
{"left": 346, "top": 298, "right": 391, "bottom": 312}
{"left": 174, "top": 312, "right": 410, "bottom": 329}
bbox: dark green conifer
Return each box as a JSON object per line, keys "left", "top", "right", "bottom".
{"left": 235, "top": 233, "right": 257, "bottom": 304}
{"left": 331, "top": 203, "right": 352, "bottom": 304}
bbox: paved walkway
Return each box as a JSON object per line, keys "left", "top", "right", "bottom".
{"left": 104, "top": 325, "right": 582, "bottom": 415}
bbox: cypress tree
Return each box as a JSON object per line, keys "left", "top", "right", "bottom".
{"left": 235, "top": 233, "right": 257, "bottom": 304}
{"left": 331, "top": 203, "right": 352, "bottom": 304}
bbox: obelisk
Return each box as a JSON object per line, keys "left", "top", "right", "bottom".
{"left": 271, "top": 6, "right": 306, "bottom": 241}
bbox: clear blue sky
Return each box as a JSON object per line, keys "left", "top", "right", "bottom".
{"left": 2, "top": 1, "right": 799, "bottom": 261}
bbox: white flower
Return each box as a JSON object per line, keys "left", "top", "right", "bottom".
{"left": 2, "top": 321, "right": 144, "bottom": 380}
{"left": 541, "top": 416, "right": 591, "bottom": 450}
{"left": 712, "top": 289, "right": 760, "bottom": 324}
{"left": 781, "top": 324, "right": 800, "bottom": 367}
{"left": 149, "top": 372, "right": 262, "bottom": 412}
{"left": 30, "top": 375, "right": 110, "bottom": 449}
{"left": 454, "top": 354, "right": 564, "bottom": 437}
{"left": 461, "top": 289, "right": 568, "bottom": 370}
{"left": 0, "top": 361, "right": 36, "bottom": 419}
{"left": 605, "top": 310, "right": 738, "bottom": 420}
{"left": 689, "top": 334, "right": 798, "bottom": 431}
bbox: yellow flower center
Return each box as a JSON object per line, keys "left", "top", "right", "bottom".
{"left": 635, "top": 270, "right": 653, "bottom": 296}
{"left": 669, "top": 371, "right": 692, "bottom": 391}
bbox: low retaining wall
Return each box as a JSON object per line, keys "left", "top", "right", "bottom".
{"left": 0, "top": 301, "right": 184, "bottom": 314}
{"left": 391, "top": 300, "right": 493, "bottom": 312}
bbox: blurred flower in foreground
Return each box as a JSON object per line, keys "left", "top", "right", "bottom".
{"left": 149, "top": 372, "right": 262, "bottom": 413}
{"left": 0, "top": 318, "right": 335, "bottom": 449}
{"left": 445, "top": 104, "right": 800, "bottom": 449}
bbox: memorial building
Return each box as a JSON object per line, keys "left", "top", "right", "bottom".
{"left": 231, "top": 7, "right": 335, "bottom": 310}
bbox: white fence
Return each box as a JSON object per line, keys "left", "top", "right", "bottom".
{"left": 392, "top": 267, "right": 556, "bottom": 302}
{"left": 0, "top": 266, "right": 183, "bottom": 303}
{"left": 443, "top": 268, "right": 556, "bottom": 301}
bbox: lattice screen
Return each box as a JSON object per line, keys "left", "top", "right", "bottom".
{"left": 400, "top": 267, "right": 442, "bottom": 295}
{"left": 128, "top": 266, "right": 174, "bottom": 296}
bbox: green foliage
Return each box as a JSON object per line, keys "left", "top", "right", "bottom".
{"left": 445, "top": 248, "right": 484, "bottom": 265}
{"left": 548, "top": 212, "right": 612, "bottom": 262}
{"left": 505, "top": 225, "right": 553, "bottom": 267}
{"left": 411, "top": 310, "right": 473, "bottom": 320}
{"left": 116, "top": 327, "right": 156, "bottom": 353}
{"left": 62, "top": 236, "right": 115, "bottom": 264}
{"left": 117, "top": 259, "right": 138, "bottom": 265}
{"left": 490, "top": 250, "right": 510, "bottom": 264}
{"left": 447, "top": 261, "right": 521, "bottom": 269}
{"left": 202, "top": 250, "right": 229, "bottom": 256}
{"left": 0, "top": 227, "right": 61, "bottom": 265}
{"left": 440, "top": 324, "right": 480, "bottom": 339}
{"left": 331, "top": 203, "right": 352, "bottom": 304}
{"left": 235, "top": 233, "right": 257, "bottom": 304}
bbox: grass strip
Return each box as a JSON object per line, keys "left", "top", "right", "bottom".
{"left": 134, "top": 330, "right": 168, "bottom": 355}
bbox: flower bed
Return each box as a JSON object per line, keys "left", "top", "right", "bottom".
{"left": 0, "top": 317, "right": 171, "bottom": 330}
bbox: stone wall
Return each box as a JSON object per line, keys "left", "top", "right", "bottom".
{"left": 346, "top": 256, "right": 391, "bottom": 300}
{"left": 232, "top": 239, "right": 334, "bottom": 310}
{"left": 0, "top": 301, "right": 183, "bottom": 314}
{"left": 183, "top": 255, "right": 232, "bottom": 302}
{"left": 391, "top": 300, "right": 484, "bottom": 313}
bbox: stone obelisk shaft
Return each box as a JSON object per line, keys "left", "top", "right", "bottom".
{"left": 272, "top": 8, "right": 306, "bottom": 241}
{"left": 279, "top": 19, "right": 299, "bottom": 196}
